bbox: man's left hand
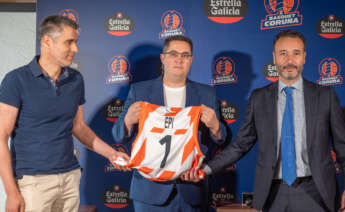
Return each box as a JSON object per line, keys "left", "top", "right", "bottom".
{"left": 200, "top": 104, "right": 221, "bottom": 138}
{"left": 108, "top": 150, "right": 132, "bottom": 171}
{"left": 180, "top": 168, "right": 203, "bottom": 183}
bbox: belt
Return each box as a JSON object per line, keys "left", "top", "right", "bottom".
{"left": 156, "top": 179, "right": 188, "bottom": 185}
{"left": 172, "top": 179, "right": 187, "bottom": 189}
{"left": 173, "top": 179, "right": 199, "bottom": 185}
{"left": 172, "top": 179, "right": 202, "bottom": 188}
{"left": 272, "top": 176, "right": 312, "bottom": 186}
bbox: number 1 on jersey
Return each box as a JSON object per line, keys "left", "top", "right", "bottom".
{"left": 159, "top": 135, "right": 172, "bottom": 168}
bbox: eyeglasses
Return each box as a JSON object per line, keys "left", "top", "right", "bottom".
{"left": 163, "top": 51, "right": 192, "bottom": 59}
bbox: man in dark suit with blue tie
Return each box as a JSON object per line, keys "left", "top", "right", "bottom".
{"left": 182, "top": 30, "right": 345, "bottom": 212}
{"left": 112, "top": 35, "right": 228, "bottom": 211}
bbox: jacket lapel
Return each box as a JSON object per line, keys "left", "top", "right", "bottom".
{"left": 303, "top": 79, "right": 318, "bottom": 153}
{"left": 268, "top": 82, "right": 279, "bottom": 163}
{"left": 186, "top": 80, "right": 200, "bottom": 106}
{"left": 148, "top": 76, "right": 164, "bottom": 106}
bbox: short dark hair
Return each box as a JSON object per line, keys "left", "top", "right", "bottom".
{"left": 38, "top": 15, "right": 78, "bottom": 43}
{"left": 273, "top": 30, "right": 306, "bottom": 51}
{"left": 163, "top": 35, "right": 193, "bottom": 54}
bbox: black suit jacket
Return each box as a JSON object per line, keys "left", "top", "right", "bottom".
{"left": 208, "top": 79, "right": 345, "bottom": 211}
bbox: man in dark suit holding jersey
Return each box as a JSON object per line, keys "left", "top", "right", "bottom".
{"left": 182, "top": 30, "right": 345, "bottom": 212}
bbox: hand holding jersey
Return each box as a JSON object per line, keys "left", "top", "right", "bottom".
{"left": 179, "top": 106, "right": 221, "bottom": 182}
{"left": 180, "top": 167, "right": 203, "bottom": 182}
{"left": 200, "top": 104, "right": 221, "bottom": 139}
{"left": 109, "top": 150, "right": 131, "bottom": 171}
{"left": 124, "top": 101, "right": 141, "bottom": 133}
{"left": 114, "top": 102, "right": 206, "bottom": 181}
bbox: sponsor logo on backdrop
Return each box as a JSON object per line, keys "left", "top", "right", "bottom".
{"left": 263, "top": 62, "right": 279, "bottom": 82}
{"left": 59, "top": 9, "right": 81, "bottom": 34}
{"left": 211, "top": 57, "right": 237, "bottom": 85}
{"left": 105, "top": 12, "right": 135, "bottom": 36}
{"left": 260, "top": 0, "right": 303, "bottom": 30}
{"left": 105, "top": 144, "right": 129, "bottom": 173}
{"left": 59, "top": 9, "right": 79, "bottom": 24}
{"left": 212, "top": 187, "right": 236, "bottom": 207}
{"left": 331, "top": 150, "right": 342, "bottom": 174}
{"left": 102, "top": 98, "right": 124, "bottom": 122}
{"left": 317, "top": 57, "right": 342, "bottom": 86}
{"left": 317, "top": 15, "right": 345, "bottom": 39}
{"left": 102, "top": 185, "right": 130, "bottom": 208}
{"left": 106, "top": 56, "right": 132, "bottom": 84}
{"left": 70, "top": 60, "right": 82, "bottom": 72}
{"left": 203, "top": 0, "right": 249, "bottom": 24}
{"left": 159, "top": 10, "right": 185, "bottom": 39}
{"left": 221, "top": 101, "right": 239, "bottom": 124}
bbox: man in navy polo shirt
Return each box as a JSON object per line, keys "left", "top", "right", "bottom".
{"left": 0, "top": 15, "right": 130, "bottom": 212}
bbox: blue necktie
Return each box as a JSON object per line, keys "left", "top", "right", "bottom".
{"left": 281, "top": 86, "right": 297, "bottom": 186}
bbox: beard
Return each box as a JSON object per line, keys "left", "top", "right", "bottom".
{"left": 276, "top": 63, "right": 303, "bottom": 81}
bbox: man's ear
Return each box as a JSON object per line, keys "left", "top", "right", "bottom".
{"left": 272, "top": 51, "right": 276, "bottom": 65}
{"left": 41, "top": 35, "right": 52, "bottom": 49}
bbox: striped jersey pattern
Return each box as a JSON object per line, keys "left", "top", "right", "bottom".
{"left": 126, "top": 102, "right": 205, "bottom": 182}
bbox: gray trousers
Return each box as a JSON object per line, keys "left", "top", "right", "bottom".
{"left": 263, "top": 178, "right": 333, "bottom": 212}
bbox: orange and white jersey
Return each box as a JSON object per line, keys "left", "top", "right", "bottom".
{"left": 127, "top": 102, "right": 205, "bottom": 182}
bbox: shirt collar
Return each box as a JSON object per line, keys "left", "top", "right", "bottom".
{"left": 278, "top": 76, "right": 303, "bottom": 93}
{"left": 28, "top": 55, "right": 69, "bottom": 79}
{"left": 29, "top": 56, "right": 44, "bottom": 77}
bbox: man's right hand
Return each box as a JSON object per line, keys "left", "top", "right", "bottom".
{"left": 6, "top": 192, "right": 25, "bottom": 212}
{"left": 180, "top": 168, "right": 203, "bottom": 183}
{"left": 124, "top": 101, "right": 142, "bottom": 132}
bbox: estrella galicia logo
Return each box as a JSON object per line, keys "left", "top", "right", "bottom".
{"left": 317, "top": 15, "right": 345, "bottom": 39}
{"left": 212, "top": 187, "right": 236, "bottom": 207}
{"left": 102, "top": 185, "right": 130, "bottom": 208}
{"left": 106, "top": 56, "right": 132, "bottom": 84}
{"left": 59, "top": 9, "right": 79, "bottom": 24}
{"left": 59, "top": 9, "right": 81, "bottom": 34}
{"left": 203, "top": 0, "right": 248, "bottom": 24}
{"left": 211, "top": 57, "right": 237, "bottom": 85}
{"left": 263, "top": 62, "right": 279, "bottom": 82}
{"left": 105, "top": 12, "right": 135, "bottom": 36}
{"left": 317, "top": 57, "right": 343, "bottom": 86}
{"left": 102, "top": 98, "right": 124, "bottom": 123}
{"left": 220, "top": 101, "right": 239, "bottom": 124}
{"left": 105, "top": 144, "right": 129, "bottom": 173}
{"left": 159, "top": 10, "right": 185, "bottom": 39}
{"left": 260, "top": 0, "right": 303, "bottom": 30}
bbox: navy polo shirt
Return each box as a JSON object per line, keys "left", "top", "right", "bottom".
{"left": 0, "top": 56, "right": 85, "bottom": 178}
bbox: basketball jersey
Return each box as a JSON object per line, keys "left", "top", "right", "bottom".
{"left": 126, "top": 102, "right": 205, "bottom": 182}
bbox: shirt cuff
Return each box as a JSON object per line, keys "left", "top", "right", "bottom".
{"left": 203, "top": 165, "right": 213, "bottom": 175}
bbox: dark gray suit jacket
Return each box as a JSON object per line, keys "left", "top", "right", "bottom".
{"left": 208, "top": 79, "right": 345, "bottom": 211}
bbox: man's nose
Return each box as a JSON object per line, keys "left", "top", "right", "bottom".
{"left": 72, "top": 43, "right": 79, "bottom": 53}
